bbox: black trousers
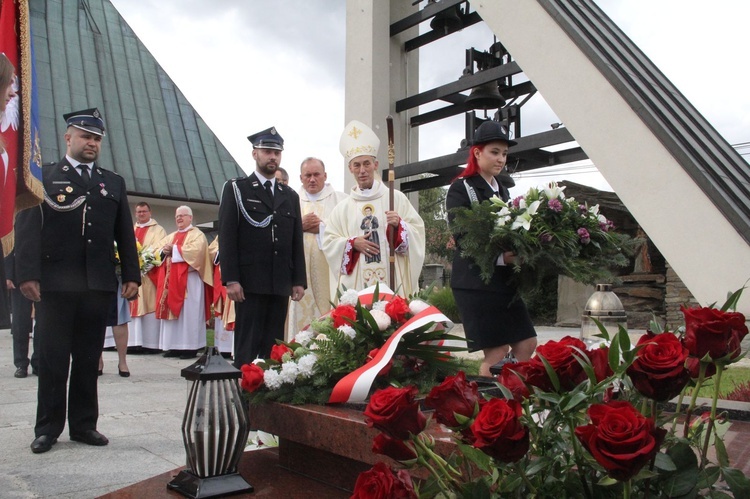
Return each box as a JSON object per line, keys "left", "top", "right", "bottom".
{"left": 11, "top": 287, "right": 37, "bottom": 370}
{"left": 233, "top": 293, "right": 289, "bottom": 368}
{"left": 34, "top": 290, "right": 113, "bottom": 438}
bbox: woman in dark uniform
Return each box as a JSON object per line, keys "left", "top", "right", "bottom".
{"left": 446, "top": 121, "right": 537, "bottom": 377}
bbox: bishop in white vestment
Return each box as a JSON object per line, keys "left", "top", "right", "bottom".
{"left": 323, "top": 121, "right": 425, "bottom": 299}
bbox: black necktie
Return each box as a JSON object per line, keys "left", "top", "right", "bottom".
{"left": 80, "top": 164, "right": 90, "bottom": 184}
{"left": 264, "top": 180, "right": 273, "bottom": 198}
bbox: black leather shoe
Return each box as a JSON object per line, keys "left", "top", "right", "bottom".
{"left": 70, "top": 430, "right": 109, "bottom": 446}
{"left": 30, "top": 435, "right": 57, "bottom": 454}
{"left": 14, "top": 367, "right": 28, "bottom": 378}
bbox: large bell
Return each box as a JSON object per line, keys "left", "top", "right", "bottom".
{"left": 430, "top": 5, "right": 463, "bottom": 34}
{"left": 465, "top": 81, "right": 506, "bottom": 110}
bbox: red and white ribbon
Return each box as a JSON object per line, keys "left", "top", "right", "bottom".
{"left": 327, "top": 290, "right": 454, "bottom": 404}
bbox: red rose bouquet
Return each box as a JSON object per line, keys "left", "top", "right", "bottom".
{"left": 355, "top": 288, "right": 750, "bottom": 498}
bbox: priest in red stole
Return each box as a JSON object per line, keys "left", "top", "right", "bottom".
{"left": 155, "top": 205, "right": 212, "bottom": 359}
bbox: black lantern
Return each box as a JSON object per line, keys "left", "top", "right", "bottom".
{"left": 167, "top": 347, "right": 252, "bottom": 498}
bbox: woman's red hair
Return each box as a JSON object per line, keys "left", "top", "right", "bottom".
{"left": 453, "top": 144, "right": 485, "bottom": 181}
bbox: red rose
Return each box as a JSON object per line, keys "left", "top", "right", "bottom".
{"left": 685, "top": 356, "right": 717, "bottom": 379}
{"left": 331, "top": 304, "right": 357, "bottom": 328}
{"left": 471, "top": 398, "right": 529, "bottom": 463}
{"left": 496, "top": 362, "right": 531, "bottom": 401}
{"left": 530, "top": 336, "right": 587, "bottom": 391}
{"left": 270, "top": 343, "right": 292, "bottom": 362}
{"left": 385, "top": 296, "right": 410, "bottom": 323}
{"left": 239, "top": 363, "right": 264, "bottom": 393}
{"left": 584, "top": 346, "right": 614, "bottom": 384}
{"left": 627, "top": 332, "right": 690, "bottom": 401}
{"left": 364, "top": 386, "right": 427, "bottom": 440}
{"left": 367, "top": 348, "right": 393, "bottom": 377}
{"left": 351, "top": 462, "right": 417, "bottom": 499}
{"left": 424, "top": 371, "right": 479, "bottom": 427}
{"left": 681, "top": 306, "right": 748, "bottom": 360}
{"left": 372, "top": 434, "right": 417, "bottom": 462}
{"left": 575, "top": 401, "right": 667, "bottom": 481}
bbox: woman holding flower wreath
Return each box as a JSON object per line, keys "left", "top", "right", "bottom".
{"left": 446, "top": 121, "right": 537, "bottom": 377}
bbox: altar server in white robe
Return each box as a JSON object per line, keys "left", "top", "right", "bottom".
{"left": 287, "top": 157, "right": 348, "bottom": 338}
{"left": 323, "top": 121, "right": 425, "bottom": 299}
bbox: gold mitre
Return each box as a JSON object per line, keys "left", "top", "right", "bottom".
{"left": 339, "top": 120, "right": 380, "bottom": 165}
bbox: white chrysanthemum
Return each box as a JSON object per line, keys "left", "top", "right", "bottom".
{"left": 297, "top": 354, "right": 317, "bottom": 377}
{"left": 263, "top": 370, "right": 283, "bottom": 390}
{"left": 279, "top": 361, "right": 300, "bottom": 383}
{"left": 294, "top": 330, "right": 314, "bottom": 346}
{"left": 370, "top": 309, "right": 392, "bottom": 331}
{"left": 408, "top": 299, "right": 431, "bottom": 315}
{"left": 339, "top": 289, "right": 360, "bottom": 307}
{"left": 371, "top": 300, "right": 387, "bottom": 312}
{"left": 338, "top": 325, "right": 356, "bottom": 339}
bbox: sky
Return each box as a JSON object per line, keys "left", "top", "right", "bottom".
{"left": 108, "top": 0, "right": 750, "bottom": 197}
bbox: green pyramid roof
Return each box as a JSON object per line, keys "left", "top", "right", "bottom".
{"left": 29, "top": 0, "right": 242, "bottom": 204}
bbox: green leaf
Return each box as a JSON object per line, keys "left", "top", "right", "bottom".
{"left": 654, "top": 451, "right": 677, "bottom": 471}
{"left": 562, "top": 391, "right": 590, "bottom": 412}
{"left": 457, "top": 443, "right": 493, "bottom": 472}
{"left": 696, "top": 466, "right": 721, "bottom": 488}
{"left": 714, "top": 431, "right": 730, "bottom": 468}
{"left": 538, "top": 354, "right": 561, "bottom": 392}
{"left": 722, "top": 467, "right": 750, "bottom": 497}
{"left": 720, "top": 284, "right": 746, "bottom": 312}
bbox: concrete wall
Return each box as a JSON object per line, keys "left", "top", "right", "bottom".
{"left": 475, "top": 1, "right": 750, "bottom": 313}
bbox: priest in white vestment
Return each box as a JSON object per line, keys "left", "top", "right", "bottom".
{"left": 323, "top": 121, "right": 425, "bottom": 299}
{"left": 155, "top": 206, "right": 212, "bottom": 359}
{"left": 287, "top": 157, "right": 348, "bottom": 338}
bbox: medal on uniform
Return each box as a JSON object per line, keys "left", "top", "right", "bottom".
{"left": 62, "top": 165, "right": 69, "bottom": 172}
{"left": 57, "top": 194, "right": 66, "bottom": 202}
{"left": 99, "top": 183, "right": 108, "bottom": 197}
{"left": 65, "top": 186, "right": 73, "bottom": 193}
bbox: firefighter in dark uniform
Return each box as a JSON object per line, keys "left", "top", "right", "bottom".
{"left": 218, "top": 127, "right": 306, "bottom": 368}
{"left": 15, "top": 108, "right": 140, "bottom": 454}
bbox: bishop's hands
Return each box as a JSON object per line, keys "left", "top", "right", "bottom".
{"left": 385, "top": 210, "right": 400, "bottom": 228}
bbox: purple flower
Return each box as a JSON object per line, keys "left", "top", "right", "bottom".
{"left": 578, "top": 204, "right": 588, "bottom": 215}
{"left": 548, "top": 199, "right": 563, "bottom": 212}
{"left": 540, "top": 233, "right": 553, "bottom": 244}
{"left": 512, "top": 196, "right": 524, "bottom": 209}
{"left": 577, "top": 228, "right": 591, "bottom": 244}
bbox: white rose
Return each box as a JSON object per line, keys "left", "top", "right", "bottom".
{"left": 370, "top": 309, "right": 392, "bottom": 331}
{"left": 408, "top": 299, "right": 431, "bottom": 315}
